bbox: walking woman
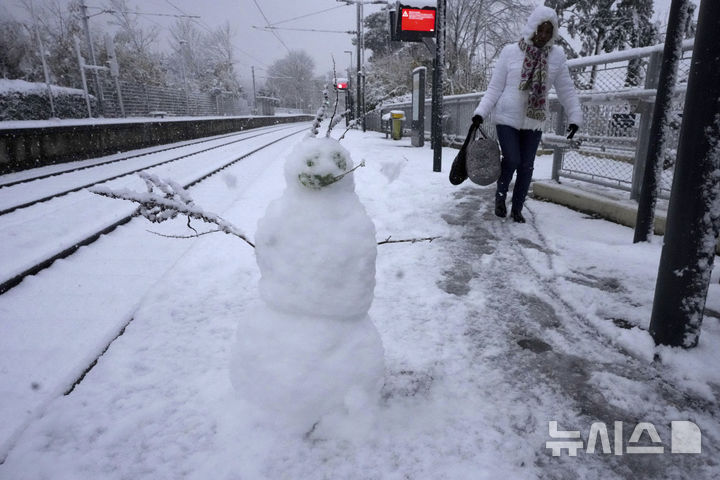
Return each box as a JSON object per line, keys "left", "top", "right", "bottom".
{"left": 471, "top": 5, "right": 582, "bottom": 223}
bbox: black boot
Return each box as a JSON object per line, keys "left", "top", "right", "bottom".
{"left": 510, "top": 209, "right": 525, "bottom": 223}
{"left": 495, "top": 195, "right": 507, "bottom": 218}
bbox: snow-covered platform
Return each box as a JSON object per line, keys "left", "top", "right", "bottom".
{"left": 0, "top": 115, "right": 312, "bottom": 174}
{"left": 1, "top": 129, "right": 718, "bottom": 479}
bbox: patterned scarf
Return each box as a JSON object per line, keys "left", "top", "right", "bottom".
{"left": 518, "top": 38, "right": 550, "bottom": 121}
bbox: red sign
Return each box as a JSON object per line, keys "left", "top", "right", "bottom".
{"left": 336, "top": 81, "right": 348, "bottom": 90}
{"left": 400, "top": 8, "right": 435, "bottom": 32}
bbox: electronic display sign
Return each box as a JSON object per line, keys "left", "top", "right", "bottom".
{"left": 392, "top": 3, "right": 437, "bottom": 42}
{"left": 400, "top": 8, "right": 436, "bottom": 32}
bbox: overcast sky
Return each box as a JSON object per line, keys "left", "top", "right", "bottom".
{"left": 2, "top": 0, "right": 700, "bottom": 91}
{"left": 144, "top": 0, "right": 388, "bottom": 79}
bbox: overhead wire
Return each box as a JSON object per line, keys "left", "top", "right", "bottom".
{"left": 250, "top": 0, "right": 291, "bottom": 53}
{"left": 268, "top": 5, "right": 348, "bottom": 26}
{"left": 163, "top": 0, "right": 268, "bottom": 67}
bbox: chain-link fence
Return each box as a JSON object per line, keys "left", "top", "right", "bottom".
{"left": 548, "top": 40, "right": 694, "bottom": 198}
{"left": 366, "top": 39, "right": 695, "bottom": 199}
{"left": 90, "top": 75, "right": 249, "bottom": 118}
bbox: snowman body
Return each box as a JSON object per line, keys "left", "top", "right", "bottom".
{"left": 230, "top": 137, "right": 385, "bottom": 428}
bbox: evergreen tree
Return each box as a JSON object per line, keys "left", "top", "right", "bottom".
{"left": 547, "top": 0, "right": 659, "bottom": 88}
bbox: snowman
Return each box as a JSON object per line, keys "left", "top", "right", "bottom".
{"left": 229, "top": 135, "right": 385, "bottom": 432}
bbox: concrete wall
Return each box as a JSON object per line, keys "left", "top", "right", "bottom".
{"left": 0, "top": 115, "right": 313, "bottom": 174}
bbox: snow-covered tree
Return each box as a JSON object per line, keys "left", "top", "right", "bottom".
{"left": 8, "top": 0, "right": 86, "bottom": 87}
{"left": 360, "top": 0, "right": 531, "bottom": 103}
{"left": 105, "top": 0, "right": 165, "bottom": 85}
{"left": 0, "top": 14, "right": 32, "bottom": 79}
{"left": 547, "top": 0, "right": 659, "bottom": 88}
{"left": 266, "top": 50, "right": 323, "bottom": 112}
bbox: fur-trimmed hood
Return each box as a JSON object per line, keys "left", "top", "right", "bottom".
{"left": 520, "top": 5, "right": 559, "bottom": 46}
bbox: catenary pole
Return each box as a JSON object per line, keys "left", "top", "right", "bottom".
{"left": 252, "top": 66, "right": 257, "bottom": 114}
{"left": 431, "top": 0, "right": 446, "bottom": 172}
{"left": 633, "top": 0, "right": 690, "bottom": 242}
{"left": 80, "top": 0, "right": 104, "bottom": 116}
{"left": 356, "top": 1, "right": 362, "bottom": 125}
{"left": 30, "top": 1, "right": 56, "bottom": 119}
{"left": 648, "top": 0, "right": 720, "bottom": 347}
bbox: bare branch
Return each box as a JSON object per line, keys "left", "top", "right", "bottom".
{"left": 146, "top": 228, "right": 232, "bottom": 240}
{"left": 377, "top": 236, "right": 441, "bottom": 245}
{"left": 91, "top": 172, "right": 255, "bottom": 248}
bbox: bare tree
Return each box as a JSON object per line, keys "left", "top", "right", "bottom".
{"left": 168, "top": 19, "right": 242, "bottom": 94}
{"left": 362, "top": 1, "right": 531, "bottom": 100}
{"left": 445, "top": 0, "right": 532, "bottom": 92}
{"left": 266, "top": 50, "right": 323, "bottom": 112}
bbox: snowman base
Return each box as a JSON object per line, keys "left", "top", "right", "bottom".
{"left": 230, "top": 302, "right": 385, "bottom": 432}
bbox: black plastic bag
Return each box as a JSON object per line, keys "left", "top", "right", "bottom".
{"left": 449, "top": 124, "right": 476, "bottom": 186}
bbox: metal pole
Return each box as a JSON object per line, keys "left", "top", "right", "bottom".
{"left": 105, "top": 34, "right": 125, "bottom": 117}
{"left": 344, "top": 50, "right": 354, "bottom": 125}
{"left": 551, "top": 105, "right": 565, "bottom": 181}
{"left": 34, "top": 22, "right": 56, "bottom": 118}
{"left": 356, "top": 1, "right": 362, "bottom": 125}
{"left": 630, "top": 51, "right": 662, "bottom": 200}
{"left": 80, "top": 0, "right": 104, "bottom": 116}
{"left": 431, "top": 0, "right": 446, "bottom": 172}
{"left": 648, "top": 0, "right": 720, "bottom": 348}
{"left": 252, "top": 66, "right": 257, "bottom": 114}
{"left": 633, "top": 0, "right": 690, "bottom": 242}
{"left": 74, "top": 37, "right": 92, "bottom": 117}
{"left": 179, "top": 39, "right": 190, "bottom": 115}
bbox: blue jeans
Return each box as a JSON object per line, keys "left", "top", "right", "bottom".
{"left": 495, "top": 124, "right": 543, "bottom": 213}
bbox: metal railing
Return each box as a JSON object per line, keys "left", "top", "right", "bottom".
{"left": 366, "top": 38, "right": 696, "bottom": 199}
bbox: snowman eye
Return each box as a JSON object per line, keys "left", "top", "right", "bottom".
{"left": 332, "top": 152, "right": 347, "bottom": 170}
{"left": 306, "top": 159, "right": 315, "bottom": 167}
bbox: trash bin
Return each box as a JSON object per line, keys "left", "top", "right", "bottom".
{"left": 390, "top": 110, "right": 405, "bottom": 140}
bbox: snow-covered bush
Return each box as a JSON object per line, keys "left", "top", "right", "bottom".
{"left": 0, "top": 79, "right": 95, "bottom": 120}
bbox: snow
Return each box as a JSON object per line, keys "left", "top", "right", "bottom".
{"left": 0, "top": 125, "right": 719, "bottom": 478}
{"left": 0, "top": 114, "right": 304, "bottom": 131}
{"left": 0, "top": 78, "right": 84, "bottom": 96}
{"left": 565, "top": 39, "right": 695, "bottom": 70}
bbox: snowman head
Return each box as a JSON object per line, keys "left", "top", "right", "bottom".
{"left": 285, "top": 137, "right": 355, "bottom": 192}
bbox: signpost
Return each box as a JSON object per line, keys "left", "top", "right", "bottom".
{"left": 411, "top": 67, "right": 426, "bottom": 147}
{"left": 391, "top": 1, "right": 443, "bottom": 171}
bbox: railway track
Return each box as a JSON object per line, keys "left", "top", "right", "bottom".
{"left": 0, "top": 123, "right": 308, "bottom": 295}
{"left": 0, "top": 123, "right": 300, "bottom": 215}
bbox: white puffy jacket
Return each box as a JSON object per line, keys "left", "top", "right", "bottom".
{"left": 473, "top": 6, "right": 583, "bottom": 131}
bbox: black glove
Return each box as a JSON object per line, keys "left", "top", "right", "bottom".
{"left": 472, "top": 115, "right": 483, "bottom": 126}
{"left": 567, "top": 123, "right": 579, "bottom": 139}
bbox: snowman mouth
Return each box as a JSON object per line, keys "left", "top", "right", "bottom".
{"left": 298, "top": 161, "right": 366, "bottom": 190}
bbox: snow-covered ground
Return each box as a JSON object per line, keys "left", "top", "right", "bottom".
{"left": 0, "top": 126, "right": 718, "bottom": 479}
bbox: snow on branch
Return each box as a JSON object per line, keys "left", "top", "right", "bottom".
{"left": 326, "top": 57, "right": 341, "bottom": 138}
{"left": 91, "top": 172, "right": 255, "bottom": 248}
{"left": 309, "top": 86, "right": 330, "bottom": 138}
